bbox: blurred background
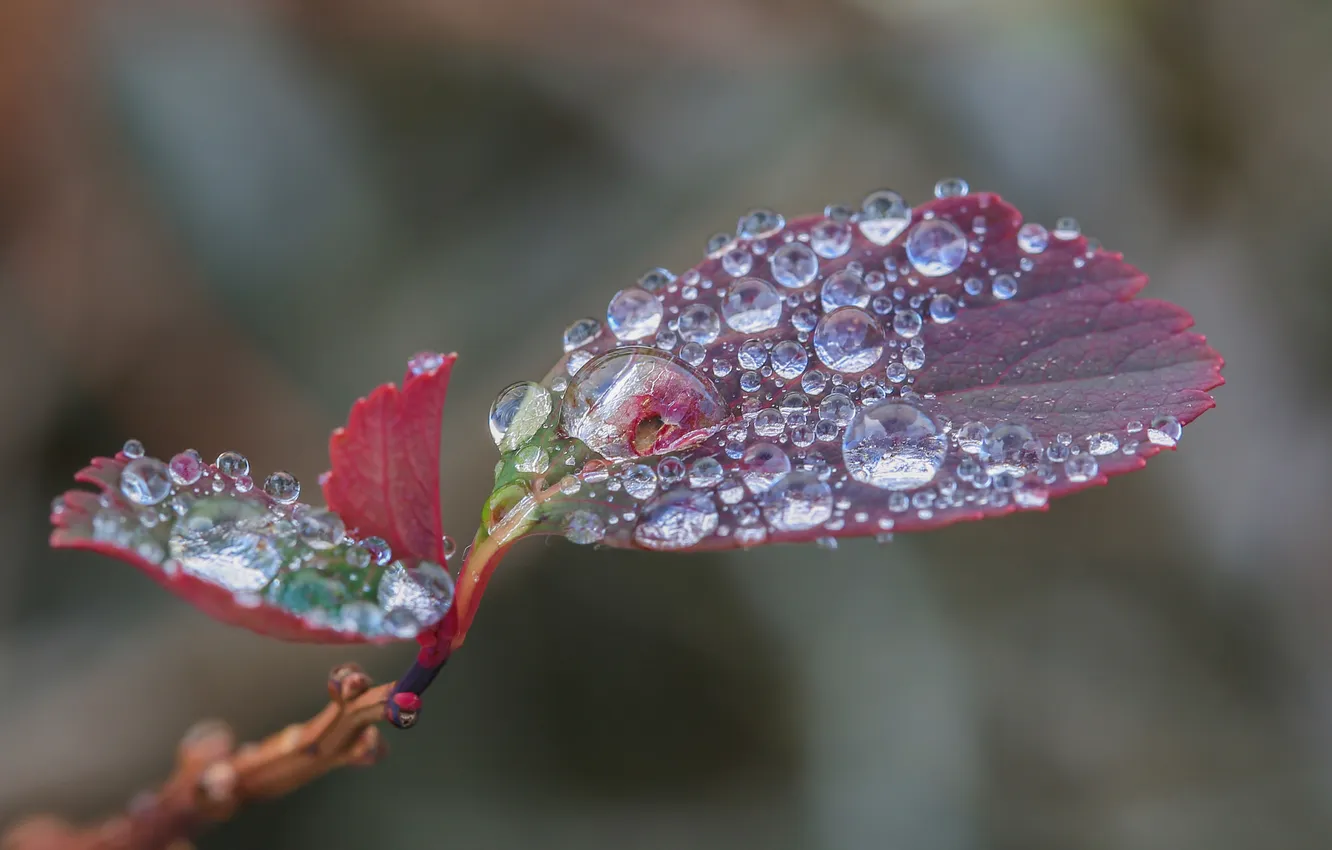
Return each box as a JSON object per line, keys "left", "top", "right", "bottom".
{"left": 0, "top": 0, "right": 1327, "bottom": 847}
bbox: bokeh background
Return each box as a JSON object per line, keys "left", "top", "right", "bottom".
{"left": 1, "top": 0, "right": 1328, "bottom": 847}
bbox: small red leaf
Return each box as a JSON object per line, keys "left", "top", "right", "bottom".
{"left": 322, "top": 353, "right": 457, "bottom": 565}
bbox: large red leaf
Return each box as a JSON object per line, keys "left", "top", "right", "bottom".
{"left": 322, "top": 353, "right": 456, "bottom": 565}
{"left": 468, "top": 187, "right": 1222, "bottom": 564}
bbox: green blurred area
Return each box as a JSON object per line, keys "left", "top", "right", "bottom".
{"left": 1, "top": 1, "right": 1329, "bottom": 847}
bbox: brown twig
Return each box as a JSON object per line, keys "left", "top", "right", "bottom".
{"left": 1, "top": 664, "right": 403, "bottom": 850}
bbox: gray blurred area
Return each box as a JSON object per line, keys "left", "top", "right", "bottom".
{"left": 0, "top": 1, "right": 1328, "bottom": 848}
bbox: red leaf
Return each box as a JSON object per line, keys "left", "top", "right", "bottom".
{"left": 49, "top": 351, "right": 460, "bottom": 644}
{"left": 322, "top": 353, "right": 456, "bottom": 565}
{"left": 512, "top": 189, "right": 1222, "bottom": 551}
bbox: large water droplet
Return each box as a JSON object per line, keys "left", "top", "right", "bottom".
{"left": 120, "top": 458, "right": 172, "bottom": 506}
{"left": 770, "top": 242, "right": 819, "bottom": 288}
{"left": 378, "top": 561, "right": 453, "bottom": 629}
{"left": 859, "top": 190, "right": 911, "bottom": 246}
{"left": 633, "top": 489, "right": 719, "bottom": 550}
{"left": 689, "top": 456, "right": 724, "bottom": 489}
{"left": 821, "top": 270, "right": 870, "bottom": 311}
{"left": 564, "top": 510, "right": 606, "bottom": 544}
{"left": 929, "top": 294, "right": 958, "bottom": 324}
{"left": 169, "top": 450, "right": 204, "bottom": 486}
{"left": 842, "top": 402, "right": 947, "bottom": 490}
{"left": 761, "top": 471, "right": 833, "bottom": 532}
{"left": 489, "top": 381, "right": 554, "bottom": 452}
{"left": 169, "top": 497, "right": 282, "bottom": 593}
{"left": 905, "top": 220, "right": 967, "bottom": 277}
{"left": 721, "top": 277, "right": 782, "bottom": 333}
{"left": 606, "top": 288, "right": 663, "bottom": 341}
{"left": 979, "top": 423, "right": 1043, "bottom": 474}
{"left": 678, "top": 303, "right": 721, "bottom": 344}
{"left": 560, "top": 347, "right": 729, "bottom": 460}
{"left": 741, "top": 442, "right": 791, "bottom": 494}
{"left": 813, "top": 308, "right": 885, "bottom": 373}
{"left": 216, "top": 451, "right": 249, "bottom": 478}
{"left": 623, "top": 464, "right": 659, "bottom": 500}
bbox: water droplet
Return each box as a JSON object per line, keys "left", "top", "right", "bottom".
{"left": 801, "top": 369, "right": 828, "bottom": 395}
{"left": 276, "top": 571, "right": 345, "bottom": 615}
{"left": 634, "top": 489, "right": 719, "bottom": 550}
{"left": 1053, "top": 217, "right": 1081, "bottom": 240}
{"left": 955, "top": 421, "right": 987, "bottom": 453}
{"left": 712, "top": 360, "right": 733, "bottom": 378}
{"left": 818, "top": 393, "right": 855, "bottom": 426}
{"left": 297, "top": 508, "right": 346, "bottom": 550}
{"left": 489, "top": 381, "right": 553, "bottom": 452}
{"left": 563, "top": 318, "right": 602, "bottom": 351}
{"left": 678, "top": 303, "right": 721, "bottom": 344}
{"left": 263, "top": 471, "right": 301, "bottom": 504}
{"left": 791, "top": 307, "right": 818, "bottom": 333}
{"left": 738, "top": 209, "right": 785, "bottom": 240}
{"left": 1017, "top": 223, "right": 1049, "bottom": 254}
{"left": 216, "top": 451, "right": 249, "bottom": 478}
{"left": 560, "top": 347, "right": 729, "bottom": 460}
{"left": 120, "top": 457, "right": 172, "bottom": 506}
{"left": 1046, "top": 442, "right": 1070, "bottom": 463}
{"left": 168, "top": 450, "right": 204, "bottom": 486}
{"left": 928, "top": 294, "right": 958, "bottom": 324}
{"left": 170, "top": 497, "right": 282, "bottom": 593}
{"left": 754, "top": 408, "right": 784, "bottom": 437}
{"left": 771, "top": 340, "right": 808, "bottom": 379}
{"left": 980, "top": 423, "right": 1043, "bottom": 475}
{"left": 722, "top": 248, "right": 754, "bottom": 277}
{"left": 623, "top": 464, "right": 659, "bottom": 500}
{"left": 892, "top": 309, "right": 923, "bottom": 339}
{"left": 842, "top": 402, "right": 947, "bottom": 490}
{"left": 821, "top": 270, "right": 870, "bottom": 311}
{"left": 906, "top": 220, "right": 968, "bottom": 277}
{"left": 761, "top": 471, "right": 833, "bottom": 532}
{"left": 408, "top": 351, "right": 447, "bottom": 376}
{"left": 770, "top": 242, "right": 819, "bottom": 288}
{"left": 657, "top": 457, "right": 686, "bottom": 484}
{"left": 811, "top": 219, "right": 852, "bottom": 258}
{"left": 963, "top": 277, "right": 984, "bottom": 296}
{"left": 361, "top": 536, "right": 393, "bottom": 566}
{"left": 122, "top": 439, "right": 145, "bottom": 459}
{"left": 737, "top": 340, "right": 767, "bottom": 370}
{"left": 564, "top": 510, "right": 606, "bottom": 545}
{"left": 741, "top": 442, "right": 791, "bottom": 493}
{"left": 514, "top": 445, "right": 549, "bottom": 474}
{"left": 1148, "top": 415, "right": 1182, "bottom": 447}
{"left": 813, "top": 308, "right": 885, "bottom": 373}
{"left": 934, "top": 177, "right": 969, "bottom": 198}
{"left": 992, "top": 274, "right": 1018, "bottom": 300}
{"left": 706, "top": 233, "right": 735, "bottom": 258}
{"left": 689, "top": 456, "right": 724, "bottom": 489}
{"left": 379, "top": 561, "right": 453, "bottom": 628}
{"left": 679, "top": 343, "right": 706, "bottom": 367}
{"left": 885, "top": 362, "right": 907, "bottom": 383}
{"left": 902, "top": 347, "right": 926, "bottom": 370}
{"left": 1065, "top": 454, "right": 1099, "bottom": 483}
{"left": 721, "top": 277, "right": 782, "bottom": 332}
{"left": 606, "top": 288, "right": 663, "bottom": 341}
{"left": 859, "top": 190, "right": 911, "bottom": 246}
{"left": 638, "top": 268, "right": 675, "bottom": 293}
{"left": 567, "top": 350, "right": 594, "bottom": 375}
{"left": 1087, "top": 433, "right": 1120, "bottom": 455}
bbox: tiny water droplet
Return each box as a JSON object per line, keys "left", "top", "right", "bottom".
{"left": 992, "top": 274, "right": 1018, "bottom": 300}
{"left": 810, "top": 219, "right": 852, "bottom": 259}
{"left": 216, "top": 452, "right": 249, "bottom": 478}
{"left": 770, "top": 242, "right": 819, "bottom": 288}
{"left": 122, "top": 439, "right": 145, "bottom": 459}
{"left": 821, "top": 270, "right": 870, "bottom": 311}
{"left": 721, "top": 277, "right": 782, "bottom": 332}
{"left": 408, "top": 351, "right": 447, "bottom": 376}
{"left": 771, "top": 340, "right": 809, "bottom": 380}
{"left": 813, "top": 308, "right": 885, "bottom": 374}
{"left": 1148, "top": 415, "right": 1182, "bottom": 447}
{"left": 565, "top": 510, "right": 606, "bottom": 545}
{"left": 1053, "top": 217, "right": 1081, "bottom": 240}
{"left": 678, "top": 303, "right": 721, "bottom": 344}
{"left": 606, "top": 288, "right": 663, "bottom": 341}
{"left": 738, "top": 209, "right": 785, "bottom": 240}
{"left": 563, "top": 318, "right": 603, "bottom": 351}
{"left": 169, "top": 450, "right": 204, "bottom": 486}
